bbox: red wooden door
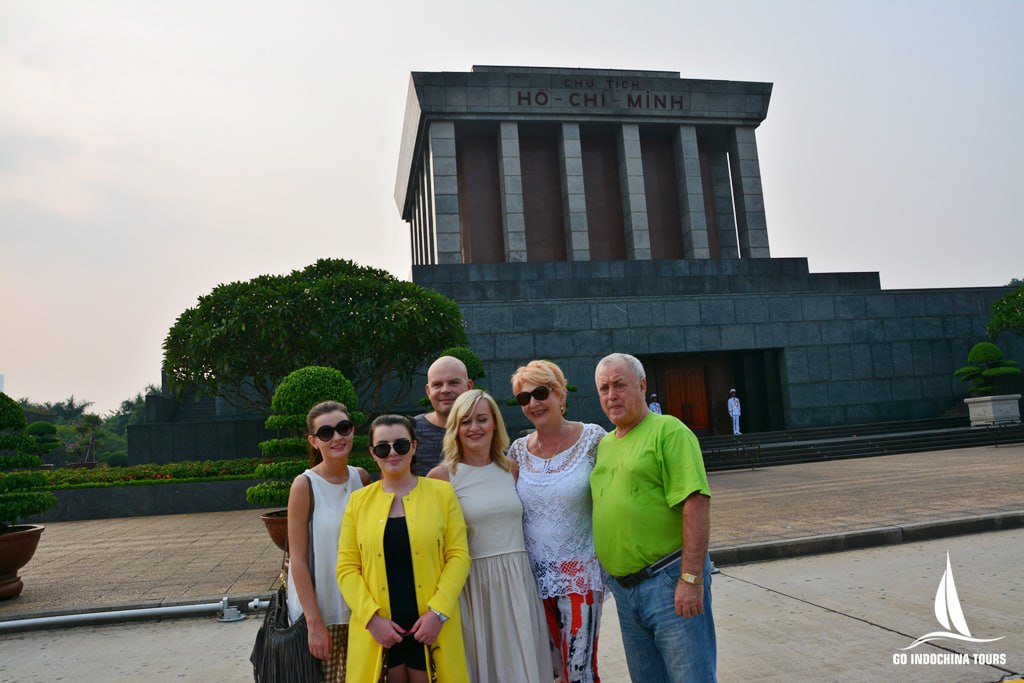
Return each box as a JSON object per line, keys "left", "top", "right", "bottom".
{"left": 663, "top": 364, "right": 709, "bottom": 431}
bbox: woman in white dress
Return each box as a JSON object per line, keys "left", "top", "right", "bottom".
{"left": 287, "top": 400, "right": 371, "bottom": 682}
{"left": 427, "top": 389, "right": 550, "bottom": 683}
{"left": 509, "top": 361, "right": 606, "bottom": 683}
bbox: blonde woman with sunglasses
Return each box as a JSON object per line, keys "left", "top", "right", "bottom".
{"left": 427, "top": 390, "right": 550, "bottom": 683}
{"left": 338, "top": 414, "right": 471, "bottom": 683}
{"left": 287, "top": 400, "right": 371, "bottom": 682}
{"left": 509, "top": 361, "right": 607, "bottom": 683}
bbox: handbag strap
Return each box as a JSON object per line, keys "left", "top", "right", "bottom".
{"left": 280, "top": 473, "right": 317, "bottom": 589}
{"left": 306, "top": 474, "right": 316, "bottom": 589}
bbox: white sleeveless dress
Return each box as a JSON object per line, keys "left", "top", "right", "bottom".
{"left": 450, "top": 461, "right": 551, "bottom": 683}
{"left": 287, "top": 467, "right": 362, "bottom": 625}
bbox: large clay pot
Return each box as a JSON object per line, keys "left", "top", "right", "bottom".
{"left": 260, "top": 510, "right": 288, "bottom": 552}
{"left": 0, "top": 524, "right": 45, "bottom": 600}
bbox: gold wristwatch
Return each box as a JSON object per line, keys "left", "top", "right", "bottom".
{"left": 679, "top": 572, "right": 704, "bottom": 585}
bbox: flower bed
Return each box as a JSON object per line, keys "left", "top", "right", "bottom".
{"left": 23, "top": 453, "right": 378, "bottom": 523}
{"left": 34, "top": 452, "right": 376, "bottom": 492}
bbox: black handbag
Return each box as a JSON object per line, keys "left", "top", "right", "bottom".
{"left": 251, "top": 476, "right": 323, "bottom": 682}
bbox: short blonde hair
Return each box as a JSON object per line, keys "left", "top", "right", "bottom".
{"left": 511, "top": 359, "right": 568, "bottom": 399}
{"left": 442, "top": 389, "right": 511, "bottom": 474}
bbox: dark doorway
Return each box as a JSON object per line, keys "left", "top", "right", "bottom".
{"left": 641, "top": 349, "right": 784, "bottom": 435}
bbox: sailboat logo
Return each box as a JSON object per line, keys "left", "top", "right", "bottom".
{"left": 901, "top": 552, "right": 1004, "bottom": 650}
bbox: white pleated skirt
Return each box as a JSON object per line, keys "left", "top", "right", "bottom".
{"left": 459, "top": 550, "right": 552, "bottom": 683}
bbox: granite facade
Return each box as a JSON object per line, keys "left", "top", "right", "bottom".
{"left": 410, "top": 259, "right": 1023, "bottom": 433}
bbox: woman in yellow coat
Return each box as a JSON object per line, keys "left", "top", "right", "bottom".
{"left": 338, "top": 414, "right": 471, "bottom": 683}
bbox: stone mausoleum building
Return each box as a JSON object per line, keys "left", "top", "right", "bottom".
{"left": 394, "top": 65, "right": 1021, "bottom": 435}
{"left": 129, "top": 64, "right": 1021, "bottom": 464}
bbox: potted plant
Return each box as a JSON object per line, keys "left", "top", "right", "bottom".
{"left": 247, "top": 366, "right": 364, "bottom": 550}
{"left": 0, "top": 392, "right": 58, "bottom": 599}
{"left": 954, "top": 342, "right": 1022, "bottom": 426}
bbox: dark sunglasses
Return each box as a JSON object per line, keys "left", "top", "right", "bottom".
{"left": 516, "top": 386, "right": 551, "bottom": 406}
{"left": 313, "top": 420, "right": 354, "bottom": 441}
{"left": 371, "top": 438, "right": 413, "bottom": 458}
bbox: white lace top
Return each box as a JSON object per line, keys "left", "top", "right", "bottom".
{"left": 508, "top": 423, "right": 607, "bottom": 598}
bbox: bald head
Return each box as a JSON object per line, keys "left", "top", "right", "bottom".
{"left": 425, "top": 356, "right": 473, "bottom": 419}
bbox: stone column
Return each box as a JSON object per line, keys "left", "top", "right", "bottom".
{"left": 411, "top": 181, "right": 422, "bottom": 265}
{"left": 709, "top": 151, "right": 739, "bottom": 259}
{"left": 559, "top": 123, "right": 590, "bottom": 261}
{"left": 729, "top": 126, "right": 770, "bottom": 258}
{"left": 428, "top": 121, "right": 462, "bottom": 264}
{"left": 498, "top": 122, "right": 527, "bottom": 262}
{"left": 673, "top": 125, "right": 711, "bottom": 259}
{"left": 422, "top": 159, "right": 437, "bottom": 264}
{"left": 617, "top": 124, "right": 652, "bottom": 260}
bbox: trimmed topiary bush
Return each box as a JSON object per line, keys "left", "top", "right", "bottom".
{"left": 954, "top": 342, "right": 1021, "bottom": 395}
{"left": 269, "top": 366, "right": 364, "bottom": 426}
{"left": 247, "top": 366, "right": 364, "bottom": 508}
{"left": 24, "top": 421, "right": 59, "bottom": 459}
{"left": 0, "top": 393, "right": 57, "bottom": 531}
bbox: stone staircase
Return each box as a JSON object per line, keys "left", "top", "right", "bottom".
{"left": 700, "top": 417, "right": 1024, "bottom": 470}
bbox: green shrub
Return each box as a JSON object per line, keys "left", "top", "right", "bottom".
{"left": 0, "top": 453, "right": 42, "bottom": 470}
{"left": 250, "top": 366, "right": 366, "bottom": 508}
{"left": 0, "top": 471, "right": 50, "bottom": 494}
{"left": 264, "top": 414, "right": 308, "bottom": 431}
{"left": 245, "top": 481, "right": 291, "bottom": 507}
{"left": 0, "top": 434, "right": 34, "bottom": 453}
{"left": 0, "top": 394, "right": 27, "bottom": 432}
{"left": 269, "top": 366, "right": 365, "bottom": 425}
{"left": 25, "top": 422, "right": 57, "bottom": 436}
{"left": 44, "top": 457, "right": 266, "bottom": 487}
{"left": 258, "top": 437, "right": 308, "bottom": 458}
{"left": 25, "top": 421, "right": 60, "bottom": 457}
{"left": 253, "top": 460, "right": 307, "bottom": 481}
{"left": 103, "top": 452, "right": 129, "bottom": 468}
{"left": 954, "top": 341, "right": 1021, "bottom": 395}
{"left": 988, "top": 284, "right": 1024, "bottom": 339}
{"left": 0, "top": 393, "right": 57, "bottom": 529}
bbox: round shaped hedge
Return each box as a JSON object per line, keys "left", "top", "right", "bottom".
{"left": 25, "top": 421, "right": 57, "bottom": 436}
{"left": 269, "top": 366, "right": 363, "bottom": 425}
{"left": 967, "top": 342, "right": 1006, "bottom": 365}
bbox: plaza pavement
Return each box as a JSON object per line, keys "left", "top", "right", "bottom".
{"left": 0, "top": 444, "right": 1022, "bottom": 681}
{"left": 1, "top": 443, "right": 1021, "bottom": 622}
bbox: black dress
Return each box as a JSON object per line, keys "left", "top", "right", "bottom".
{"left": 383, "top": 516, "right": 426, "bottom": 670}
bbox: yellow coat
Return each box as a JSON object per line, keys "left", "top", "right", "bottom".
{"left": 337, "top": 477, "right": 471, "bottom": 683}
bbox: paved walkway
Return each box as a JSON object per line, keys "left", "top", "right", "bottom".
{"left": 1, "top": 444, "right": 1022, "bottom": 621}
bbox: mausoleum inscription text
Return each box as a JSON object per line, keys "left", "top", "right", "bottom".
{"left": 516, "top": 79, "right": 684, "bottom": 112}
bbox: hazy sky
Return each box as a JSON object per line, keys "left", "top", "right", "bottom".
{"left": 2, "top": 1, "right": 1021, "bottom": 413}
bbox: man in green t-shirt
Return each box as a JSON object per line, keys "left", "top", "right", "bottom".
{"left": 591, "top": 353, "right": 716, "bottom": 682}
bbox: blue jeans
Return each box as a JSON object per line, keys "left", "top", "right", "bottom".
{"left": 608, "top": 554, "right": 716, "bottom": 683}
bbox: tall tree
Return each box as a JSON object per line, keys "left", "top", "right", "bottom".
{"left": 162, "top": 258, "right": 467, "bottom": 413}
{"left": 988, "top": 284, "right": 1024, "bottom": 339}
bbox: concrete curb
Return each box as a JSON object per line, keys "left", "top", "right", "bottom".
{"left": 711, "top": 510, "right": 1024, "bottom": 567}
